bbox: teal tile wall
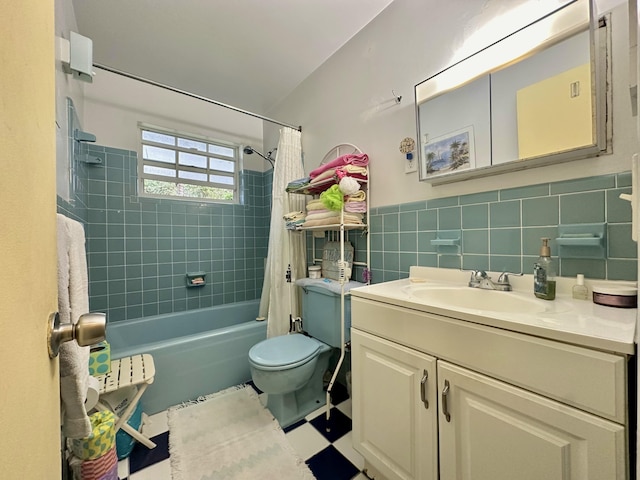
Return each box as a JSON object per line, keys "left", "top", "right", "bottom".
{"left": 58, "top": 143, "right": 271, "bottom": 322}
{"left": 369, "top": 173, "right": 637, "bottom": 283}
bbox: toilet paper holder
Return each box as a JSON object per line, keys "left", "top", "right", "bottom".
{"left": 48, "top": 311, "right": 106, "bottom": 358}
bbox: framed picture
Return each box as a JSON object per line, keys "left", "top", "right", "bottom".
{"left": 421, "top": 126, "right": 475, "bottom": 178}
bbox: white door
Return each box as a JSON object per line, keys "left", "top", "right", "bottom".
{"left": 0, "top": 1, "right": 61, "bottom": 478}
{"left": 352, "top": 329, "right": 438, "bottom": 480}
{"left": 438, "top": 361, "right": 626, "bottom": 480}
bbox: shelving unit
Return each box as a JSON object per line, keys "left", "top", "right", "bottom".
{"left": 287, "top": 143, "right": 370, "bottom": 425}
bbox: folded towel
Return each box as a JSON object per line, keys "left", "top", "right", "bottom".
{"left": 57, "top": 214, "right": 92, "bottom": 439}
{"left": 346, "top": 190, "right": 366, "bottom": 202}
{"left": 345, "top": 201, "right": 367, "bottom": 213}
{"left": 303, "top": 214, "right": 364, "bottom": 228}
{"left": 283, "top": 211, "right": 305, "bottom": 222}
{"left": 309, "top": 153, "right": 369, "bottom": 179}
{"left": 305, "top": 210, "right": 364, "bottom": 221}
{"left": 285, "top": 176, "right": 311, "bottom": 192}
{"left": 306, "top": 199, "right": 325, "bottom": 211}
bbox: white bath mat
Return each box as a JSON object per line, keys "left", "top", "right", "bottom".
{"left": 167, "top": 385, "right": 315, "bottom": 480}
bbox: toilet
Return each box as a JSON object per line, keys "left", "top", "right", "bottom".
{"left": 248, "top": 283, "right": 350, "bottom": 427}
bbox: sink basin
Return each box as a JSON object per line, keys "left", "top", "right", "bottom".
{"left": 406, "top": 286, "right": 548, "bottom": 314}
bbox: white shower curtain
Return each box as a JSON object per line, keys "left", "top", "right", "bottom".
{"left": 259, "top": 127, "right": 306, "bottom": 338}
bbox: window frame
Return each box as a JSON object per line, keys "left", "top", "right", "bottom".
{"left": 138, "top": 123, "right": 241, "bottom": 204}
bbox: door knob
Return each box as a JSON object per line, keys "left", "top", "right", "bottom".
{"left": 48, "top": 311, "right": 106, "bottom": 358}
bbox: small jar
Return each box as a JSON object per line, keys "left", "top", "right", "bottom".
{"left": 308, "top": 265, "right": 322, "bottom": 279}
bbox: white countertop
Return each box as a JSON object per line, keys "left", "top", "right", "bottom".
{"left": 350, "top": 267, "right": 637, "bottom": 355}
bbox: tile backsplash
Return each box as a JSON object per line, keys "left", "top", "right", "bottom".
{"left": 368, "top": 173, "right": 637, "bottom": 283}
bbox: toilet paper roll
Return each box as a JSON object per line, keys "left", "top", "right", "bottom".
{"left": 85, "top": 375, "right": 100, "bottom": 411}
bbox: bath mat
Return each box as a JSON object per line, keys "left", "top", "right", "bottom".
{"left": 167, "top": 385, "right": 315, "bottom": 480}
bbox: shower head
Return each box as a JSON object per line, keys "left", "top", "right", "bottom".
{"left": 243, "top": 146, "right": 275, "bottom": 168}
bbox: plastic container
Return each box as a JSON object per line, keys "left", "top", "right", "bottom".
{"left": 592, "top": 284, "right": 638, "bottom": 308}
{"left": 308, "top": 265, "right": 322, "bottom": 279}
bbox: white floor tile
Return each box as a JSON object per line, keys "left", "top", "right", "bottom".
{"left": 352, "top": 473, "right": 371, "bottom": 480}
{"left": 333, "top": 431, "right": 365, "bottom": 470}
{"left": 305, "top": 404, "right": 330, "bottom": 421}
{"left": 336, "top": 398, "right": 352, "bottom": 419}
{"left": 285, "top": 422, "right": 330, "bottom": 460}
{"left": 141, "top": 410, "right": 168, "bottom": 438}
{"left": 117, "top": 457, "right": 129, "bottom": 480}
{"left": 129, "top": 459, "right": 172, "bottom": 480}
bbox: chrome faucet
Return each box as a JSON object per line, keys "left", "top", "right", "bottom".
{"left": 468, "top": 270, "right": 522, "bottom": 291}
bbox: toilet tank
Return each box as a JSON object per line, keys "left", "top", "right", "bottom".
{"left": 301, "top": 284, "right": 351, "bottom": 348}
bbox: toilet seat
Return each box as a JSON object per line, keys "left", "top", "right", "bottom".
{"left": 249, "top": 334, "right": 322, "bottom": 371}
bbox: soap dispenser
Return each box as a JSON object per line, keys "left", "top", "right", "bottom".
{"left": 572, "top": 274, "right": 588, "bottom": 300}
{"left": 534, "top": 237, "right": 556, "bottom": 300}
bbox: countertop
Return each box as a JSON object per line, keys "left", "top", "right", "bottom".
{"left": 350, "top": 267, "right": 637, "bottom": 355}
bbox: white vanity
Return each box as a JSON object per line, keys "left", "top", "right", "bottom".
{"left": 350, "top": 267, "right": 636, "bottom": 480}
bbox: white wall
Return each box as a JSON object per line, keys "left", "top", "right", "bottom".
{"left": 55, "top": 0, "right": 85, "bottom": 200}
{"left": 266, "top": 0, "right": 636, "bottom": 208}
{"left": 82, "top": 70, "right": 267, "bottom": 172}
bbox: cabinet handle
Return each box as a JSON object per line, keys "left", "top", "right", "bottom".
{"left": 442, "top": 380, "right": 451, "bottom": 422}
{"left": 420, "top": 370, "right": 429, "bottom": 409}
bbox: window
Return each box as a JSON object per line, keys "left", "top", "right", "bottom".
{"left": 139, "top": 124, "right": 239, "bottom": 203}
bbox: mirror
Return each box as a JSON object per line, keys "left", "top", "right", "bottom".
{"left": 415, "top": 0, "right": 609, "bottom": 184}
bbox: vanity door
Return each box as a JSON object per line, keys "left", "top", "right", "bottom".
{"left": 437, "top": 361, "right": 626, "bottom": 480}
{"left": 352, "top": 329, "right": 438, "bottom": 480}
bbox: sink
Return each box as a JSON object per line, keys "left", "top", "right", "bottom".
{"left": 406, "top": 286, "right": 549, "bottom": 314}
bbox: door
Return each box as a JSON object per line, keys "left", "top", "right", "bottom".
{"left": 438, "top": 361, "right": 626, "bottom": 480}
{"left": 0, "top": 1, "right": 61, "bottom": 478}
{"left": 352, "top": 329, "right": 438, "bottom": 480}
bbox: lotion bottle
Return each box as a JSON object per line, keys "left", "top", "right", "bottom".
{"left": 572, "top": 274, "right": 588, "bottom": 300}
{"left": 534, "top": 237, "right": 556, "bottom": 300}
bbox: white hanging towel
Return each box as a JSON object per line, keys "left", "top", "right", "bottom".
{"left": 57, "top": 214, "right": 92, "bottom": 439}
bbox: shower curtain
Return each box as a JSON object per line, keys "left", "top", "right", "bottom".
{"left": 259, "top": 127, "right": 306, "bottom": 338}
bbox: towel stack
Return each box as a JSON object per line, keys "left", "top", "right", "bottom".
{"left": 345, "top": 189, "right": 366, "bottom": 213}
{"left": 283, "top": 211, "right": 306, "bottom": 230}
{"left": 303, "top": 199, "right": 364, "bottom": 227}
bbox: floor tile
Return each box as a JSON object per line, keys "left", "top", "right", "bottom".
{"left": 128, "top": 431, "right": 170, "bottom": 474}
{"left": 309, "top": 407, "right": 352, "bottom": 443}
{"left": 352, "top": 474, "right": 370, "bottom": 480}
{"left": 336, "top": 398, "right": 352, "bottom": 419}
{"left": 117, "top": 457, "right": 129, "bottom": 480}
{"left": 128, "top": 458, "right": 171, "bottom": 479}
{"left": 285, "top": 422, "right": 330, "bottom": 459}
{"left": 306, "top": 445, "right": 360, "bottom": 480}
{"left": 283, "top": 418, "right": 306, "bottom": 433}
{"left": 305, "top": 404, "right": 330, "bottom": 421}
{"left": 333, "top": 431, "right": 365, "bottom": 470}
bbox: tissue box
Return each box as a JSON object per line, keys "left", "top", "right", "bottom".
{"left": 70, "top": 410, "right": 116, "bottom": 460}
{"left": 89, "top": 341, "right": 111, "bottom": 376}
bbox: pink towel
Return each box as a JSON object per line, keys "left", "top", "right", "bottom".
{"left": 309, "top": 153, "right": 369, "bottom": 179}
{"left": 345, "top": 201, "right": 367, "bottom": 213}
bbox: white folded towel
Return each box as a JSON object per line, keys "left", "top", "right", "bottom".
{"left": 57, "top": 214, "right": 92, "bottom": 439}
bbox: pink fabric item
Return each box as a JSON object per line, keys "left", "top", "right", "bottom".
{"left": 344, "top": 201, "right": 367, "bottom": 213}
{"left": 81, "top": 447, "right": 118, "bottom": 480}
{"left": 309, "top": 153, "right": 369, "bottom": 179}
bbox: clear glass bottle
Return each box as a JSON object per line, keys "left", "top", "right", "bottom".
{"left": 572, "top": 274, "right": 588, "bottom": 300}
{"left": 534, "top": 238, "right": 556, "bottom": 300}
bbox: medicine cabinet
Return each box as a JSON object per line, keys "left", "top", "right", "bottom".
{"left": 415, "top": 0, "right": 611, "bottom": 185}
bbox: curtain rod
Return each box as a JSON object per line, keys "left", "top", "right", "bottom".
{"left": 93, "top": 64, "right": 302, "bottom": 132}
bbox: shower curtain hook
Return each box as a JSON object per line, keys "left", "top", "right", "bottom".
{"left": 392, "top": 90, "right": 402, "bottom": 104}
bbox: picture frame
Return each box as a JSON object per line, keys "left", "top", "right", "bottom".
{"left": 420, "top": 126, "right": 475, "bottom": 178}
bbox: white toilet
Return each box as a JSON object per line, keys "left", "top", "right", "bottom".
{"left": 248, "top": 283, "right": 350, "bottom": 427}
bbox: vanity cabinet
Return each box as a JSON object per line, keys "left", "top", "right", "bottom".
{"left": 352, "top": 329, "right": 438, "bottom": 480}
{"left": 351, "top": 297, "right": 629, "bottom": 480}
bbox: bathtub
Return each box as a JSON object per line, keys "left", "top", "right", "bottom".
{"left": 106, "top": 299, "right": 267, "bottom": 414}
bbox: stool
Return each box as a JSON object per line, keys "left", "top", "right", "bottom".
{"left": 94, "top": 354, "right": 156, "bottom": 449}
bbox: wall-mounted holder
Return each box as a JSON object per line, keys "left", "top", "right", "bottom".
{"left": 555, "top": 223, "right": 606, "bottom": 259}
{"left": 186, "top": 272, "right": 207, "bottom": 287}
{"left": 74, "top": 129, "right": 96, "bottom": 143}
{"left": 79, "top": 154, "right": 102, "bottom": 165}
{"left": 430, "top": 230, "right": 461, "bottom": 253}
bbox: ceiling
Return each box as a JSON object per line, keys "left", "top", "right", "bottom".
{"left": 72, "top": 0, "right": 394, "bottom": 117}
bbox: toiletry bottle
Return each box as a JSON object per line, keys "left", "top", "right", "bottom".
{"left": 572, "top": 274, "right": 588, "bottom": 300}
{"left": 534, "top": 237, "right": 556, "bottom": 300}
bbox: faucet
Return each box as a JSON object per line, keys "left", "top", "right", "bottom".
{"left": 468, "top": 270, "right": 521, "bottom": 291}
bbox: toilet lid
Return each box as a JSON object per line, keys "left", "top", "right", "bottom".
{"left": 249, "top": 334, "right": 322, "bottom": 368}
